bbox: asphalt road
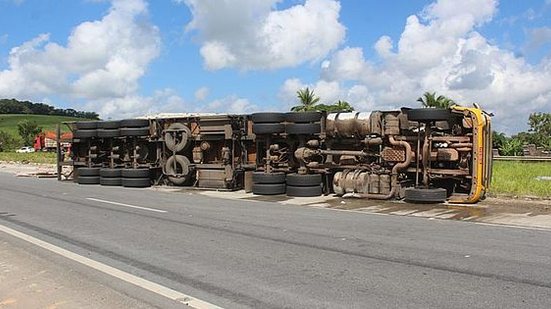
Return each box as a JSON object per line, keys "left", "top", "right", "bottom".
{"left": 1, "top": 172, "right": 551, "bottom": 308}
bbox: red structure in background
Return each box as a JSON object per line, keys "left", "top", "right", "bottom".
{"left": 34, "top": 131, "right": 73, "bottom": 152}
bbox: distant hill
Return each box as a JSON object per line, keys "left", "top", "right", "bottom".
{"left": 0, "top": 114, "right": 95, "bottom": 137}
{"left": 0, "top": 98, "right": 99, "bottom": 120}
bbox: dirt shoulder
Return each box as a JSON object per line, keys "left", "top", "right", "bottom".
{"left": 0, "top": 237, "right": 154, "bottom": 309}
{"left": 0, "top": 161, "right": 56, "bottom": 176}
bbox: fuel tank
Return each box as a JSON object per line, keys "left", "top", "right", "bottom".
{"left": 325, "top": 112, "right": 382, "bottom": 137}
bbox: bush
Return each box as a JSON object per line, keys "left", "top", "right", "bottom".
{"left": 500, "top": 138, "right": 523, "bottom": 156}
{"left": 0, "top": 130, "right": 21, "bottom": 152}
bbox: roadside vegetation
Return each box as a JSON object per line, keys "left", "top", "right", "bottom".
{"left": 0, "top": 151, "right": 56, "bottom": 164}
{"left": 0, "top": 114, "right": 95, "bottom": 151}
{"left": 493, "top": 113, "right": 551, "bottom": 155}
{"left": 0, "top": 98, "right": 99, "bottom": 151}
{"left": 491, "top": 161, "right": 551, "bottom": 198}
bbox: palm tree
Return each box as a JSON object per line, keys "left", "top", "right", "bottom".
{"left": 417, "top": 92, "right": 455, "bottom": 108}
{"left": 332, "top": 100, "right": 354, "bottom": 112}
{"left": 291, "top": 88, "right": 320, "bottom": 112}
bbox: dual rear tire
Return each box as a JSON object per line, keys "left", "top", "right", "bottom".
{"left": 285, "top": 173, "right": 322, "bottom": 197}
{"left": 251, "top": 172, "right": 323, "bottom": 197}
{"left": 252, "top": 172, "right": 286, "bottom": 195}
{"left": 77, "top": 167, "right": 150, "bottom": 188}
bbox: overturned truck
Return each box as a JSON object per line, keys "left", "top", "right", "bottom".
{"left": 67, "top": 105, "right": 492, "bottom": 203}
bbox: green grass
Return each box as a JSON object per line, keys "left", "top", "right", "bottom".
{"left": 491, "top": 161, "right": 551, "bottom": 198}
{"left": 0, "top": 151, "right": 57, "bottom": 164}
{"left": 0, "top": 114, "right": 92, "bottom": 136}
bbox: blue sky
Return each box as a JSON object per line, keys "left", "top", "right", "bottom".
{"left": 1, "top": 0, "right": 550, "bottom": 133}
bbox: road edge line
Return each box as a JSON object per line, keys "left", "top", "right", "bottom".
{"left": 0, "top": 223, "right": 223, "bottom": 309}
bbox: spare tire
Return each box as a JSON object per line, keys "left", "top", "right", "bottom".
{"left": 252, "top": 172, "right": 285, "bottom": 184}
{"left": 286, "top": 174, "right": 322, "bottom": 187}
{"left": 76, "top": 121, "right": 98, "bottom": 130}
{"left": 121, "top": 119, "right": 149, "bottom": 128}
{"left": 404, "top": 188, "right": 447, "bottom": 203}
{"left": 407, "top": 108, "right": 451, "bottom": 122}
{"left": 285, "top": 112, "right": 322, "bottom": 123}
{"left": 165, "top": 155, "right": 191, "bottom": 185}
{"left": 164, "top": 123, "right": 191, "bottom": 152}
{"left": 251, "top": 113, "right": 285, "bottom": 123}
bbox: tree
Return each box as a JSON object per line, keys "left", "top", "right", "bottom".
{"left": 291, "top": 88, "right": 320, "bottom": 112}
{"left": 314, "top": 100, "right": 355, "bottom": 112}
{"left": 417, "top": 92, "right": 455, "bottom": 108}
{"left": 331, "top": 100, "right": 355, "bottom": 112}
{"left": 17, "top": 120, "right": 42, "bottom": 146}
{"left": 528, "top": 112, "right": 551, "bottom": 150}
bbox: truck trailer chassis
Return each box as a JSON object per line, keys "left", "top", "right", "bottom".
{"left": 62, "top": 106, "right": 492, "bottom": 204}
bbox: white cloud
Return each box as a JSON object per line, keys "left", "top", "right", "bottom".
{"left": 184, "top": 0, "right": 345, "bottom": 70}
{"left": 203, "top": 95, "right": 258, "bottom": 114}
{"left": 84, "top": 88, "right": 188, "bottom": 119}
{"left": 0, "top": 0, "right": 160, "bottom": 119}
{"left": 194, "top": 86, "right": 209, "bottom": 101}
{"left": 284, "top": 0, "right": 551, "bottom": 133}
{"left": 525, "top": 26, "right": 551, "bottom": 51}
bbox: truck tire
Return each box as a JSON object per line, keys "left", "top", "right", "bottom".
{"left": 252, "top": 172, "right": 285, "bottom": 184}
{"left": 165, "top": 155, "right": 191, "bottom": 185}
{"left": 78, "top": 176, "right": 100, "bottom": 185}
{"left": 407, "top": 108, "right": 451, "bottom": 122}
{"left": 100, "top": 177, "right": 122, "bottom": 186}
{"left": 285, "top": 112, "right": 322, "bottom": 123}
{"left": 165, "top": 123, "right": 191, "bottom": 152}
{"left": 285, "top": 123, "right": 321, "bottom": 135}
{"left": 98, "top": 121, "right": 120, "bottom": 129}
{"left": 286, "top": 173, "right": 322, "bottom": 187}
{"left": 100, "top": 168, "right": 122, "bottom": 178}
{"left": 78, "top": 167, "right": 100, "bottom": 176}
{"left": 120, "top": 119, "right": 149, "bottom": 128}
{"left": 120, "top": 127, "right": 150, "bottom": 137}
{"left": 122, "top": 177, "right": 151, "bottom": 188}
{"left": 97, "top": 129, "right": 120, "bottom": 138}
{"left": 251, "top": 113, "right": 285, "bottom": 123}
{"left": 122, "top": 168, "right": 150, "bottom": 178}
{"left": 252, "top": 123, "right": 285, "bottom": 134}
{"left": 76, "top": 121, "right": 98, "bottom": 130}
{"left": 73, "top": 129, "right": 97, "bottom": 138}
{"left": 404, "top": 188, "right": 447, "bottom": 203}
{"left": 252, "top": 183, "right": 286, "bottom": 195}
{"left": 286, "top": 184, "right": 322, "bottom": 197}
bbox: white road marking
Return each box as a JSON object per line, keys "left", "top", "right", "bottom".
{"left": 0, "top": 223, "right": 223, "bottom": 309}
{"left": 86, "top": 198, "right": 167, "bottom": 213}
